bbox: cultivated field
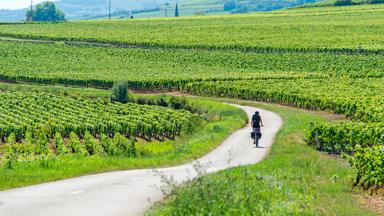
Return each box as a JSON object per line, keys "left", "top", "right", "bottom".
{"left": 0, "top": 2, "right": 383, "bottom": 215}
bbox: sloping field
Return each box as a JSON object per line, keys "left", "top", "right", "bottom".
{"left": 0, "top": 40, "right": 383, "bottom": 88}
{"left": 0, "top": 3, "right": 383, "bottom": 215}
{"left": 0, "top": 4, "right": 383, "bottom": 52}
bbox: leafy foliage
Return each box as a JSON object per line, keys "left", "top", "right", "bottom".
{"left": 54, "top": 132, "right": 68, "bottom": 155}
{"left": 334, "top": 0, "right": 353, "bottom": 6}
{"left": 68, "top": 132, "right": 88, "bottom": 157}
{"left": 26, "top": 1, "right": 66, "bottom": 22}
{"left": 344, "top": 145, "right": 384, "bottom": 191}
{"left": 110, "top": 81, "right": 133, "bottom": 103}
{"left": 84, "top": 131, "right": 105, "bottom": 156}
{"left": 0, "top": 92, "right": 194, "bottom": 141}
{"left": 307, "top": 122, "right": 384, "bottom": 154}
{"left": 1, "top": 4, "right": 383, "bottom": 53}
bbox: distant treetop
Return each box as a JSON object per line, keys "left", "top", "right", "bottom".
{"left": 26, "top": 1, "right": 66, "bottom": 22}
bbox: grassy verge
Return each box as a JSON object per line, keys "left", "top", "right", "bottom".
{"left": 0, "top": 93, "right": 247, "bottom": 190}
{"left": 148, "top": 99, "right": 376, "bottom": 215}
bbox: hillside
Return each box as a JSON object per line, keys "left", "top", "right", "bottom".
{"left": 0, "top": 0, "right": 320, "bottom": 21}
{"left": 0, "top": 2, "right": 383, "bottom": 216}
{"left": 299, "top": 0, "right": 383, "bottom": 7}
{"left": 0, "top": 4, "right": 382, "bottom": 51}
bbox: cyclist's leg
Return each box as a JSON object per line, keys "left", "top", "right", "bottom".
{"left": 255, "top": 127, "right": 261, "bottom": 145}
{"left": 252, "top": 127, "right": 256, "bottom": 144}
{"left": 255, "top": 127, "right": 260, "bottom": 135}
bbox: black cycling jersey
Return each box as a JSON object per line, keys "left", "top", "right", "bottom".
{"left": 252, "top": 114, "right": 261, "bottom": 128}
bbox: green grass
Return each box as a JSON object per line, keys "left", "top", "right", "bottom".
{"left": 0, "top": 97, "right": 247, "bottom": 191}
{"left": 148, "top": 99, "right": 376, "bottom": 215}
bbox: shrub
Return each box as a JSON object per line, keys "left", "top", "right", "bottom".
{"left": 224, "top": 0, "right": 237, "bottom": 11}
{"left": 334, "top": 0, "right": 353, "bottom": 6}
{"left": 170, "top": 96, "right": 189, "bottom": 110}
{"left": 366, "top": 0, "right": 384, "bottom": 3}
{"left": 110, "top": 81, "right": 133, "bottom": 103}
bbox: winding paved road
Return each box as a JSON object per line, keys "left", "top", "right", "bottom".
{"left": 0, "top": 104, "right": 282, "bottom": 216}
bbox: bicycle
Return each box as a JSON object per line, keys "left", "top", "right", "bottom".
{"left": 251, "top": 128, "right": 262, "bottom": 147}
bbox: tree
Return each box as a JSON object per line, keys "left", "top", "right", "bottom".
{"left": 334, "top": 0, "right": 353, "bottom": 6}
{"left": 110, "top": 81, "right": 133, "bottom": 103}
{"left": 366, "top": 0, "right": 384, "bottom": 3}
{"left": 224, "top": 0, "right": 237, "bottom": 11}
{"left": 175, "top": 2, "right": 179, "bottom": 17}
{"left": 26, "top": 1, "right": 66, "bottom": 22}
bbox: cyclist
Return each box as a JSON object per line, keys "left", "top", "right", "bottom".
{"left": 251, "top": 111, "right": 264, "bottom": 144}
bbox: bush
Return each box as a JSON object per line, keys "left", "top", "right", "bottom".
{"left": 170, "top": 96, "right": 189, "bottom": 110}
{"left": 334, "top": 0, "right": 353, "bottom": 6}
{"left": 137, "top": 97, "right": 148, "bottom": 105}
{"left": 110, "top": 81, "right": 133, "bottom": 103}
{"left": 26, "top": 1, "right": 66, "bottom": 22}
{"left": 224, "top": 0, "right": 237, "bottom": 11}
{"left": 366, "top": 0, "right": 384, "bottom": 3}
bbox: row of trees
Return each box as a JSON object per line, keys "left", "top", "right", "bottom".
{"left": 26, "top": 1, "right": 66, "bottom": 22}
{"left": 335, "top": 0, "right": 384, "bottom": 6}
{"left": 26, "top": 1, "right": 182, "bottom": 22}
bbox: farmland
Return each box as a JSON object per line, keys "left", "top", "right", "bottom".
{"left": 0, "top": 4, "right": 383, "bottom": 52}
{"left": 185, "top": 78, "right": 384, "bottom": 122}
{"left": 0, "top": 40, "right": 383, "bottom": 88}
{"left": 0, "top": 93, "right": 248, "bottom": 189}
{"left": 0, "top": 2, "right": 383, "bottom": 215}
{"left": 0, "top": 92, "right": 194, "bottom": 142}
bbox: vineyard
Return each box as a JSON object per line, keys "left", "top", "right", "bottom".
{"left": 0, "top": 92, "right": 195, "bottom": 140}
{"left": 180, "top": 77, "right": 384, "bottom": 189}
{"left": 0, "top": 1, "right": 383, "bottom": 194}
{"left": 0, "top": 40, "right": 383, "bottom": 89}
{"left": 183, "top": 78, "right": 384, "bottom": 122}
{"left": 0, "top": 92, "right": 196, "bottom": 163}
{"left": 0, "top": 4, "right": 383, "bottom": 53}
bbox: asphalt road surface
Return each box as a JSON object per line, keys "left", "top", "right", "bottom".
{"left": 0, "top": 104, "right": 282, "bottom": 216}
